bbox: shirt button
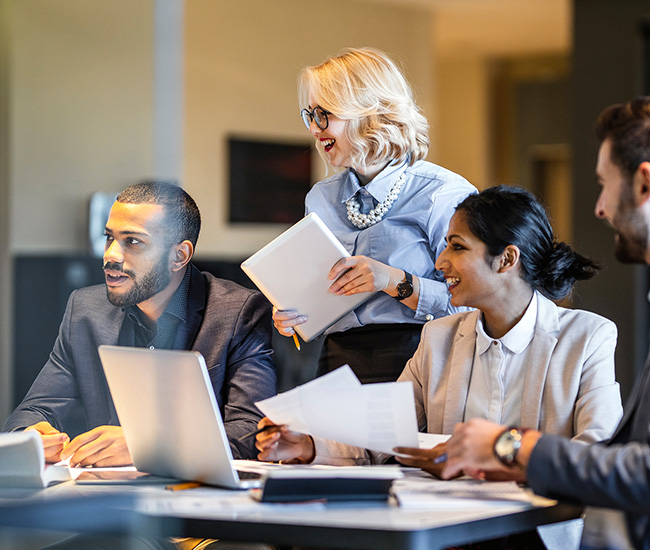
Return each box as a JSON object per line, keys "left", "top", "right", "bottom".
{"left": 425, "top": 314, "right": 434, "bottom": 321}
{"left": 493, "top": 341, "right": 498, "bottom": 346}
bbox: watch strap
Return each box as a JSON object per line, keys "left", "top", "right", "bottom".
{"left": 394, "top": 271, "right": 413, "bottom": 301}
{"left": 494, "top": 426, "right": 528, "bottom": 468}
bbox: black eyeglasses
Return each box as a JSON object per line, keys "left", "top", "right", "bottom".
{"left": 300, "top": 106, "right": 331, "bottom": 130}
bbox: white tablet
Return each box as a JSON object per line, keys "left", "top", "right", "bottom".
{"left": 241, "top": 213, "right": 375, "bottom": 342}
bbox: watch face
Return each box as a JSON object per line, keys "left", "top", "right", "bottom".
{"left": 495, "top": 433, "right": 516, "bottom": 461}
{"left": 494, "top": 428, "right": 522, "bottom": 467}
{"left": 397, "top": 281, "right": 413, "bottom": 299}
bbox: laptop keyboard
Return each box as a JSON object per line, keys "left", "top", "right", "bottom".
{"left": 237, "top": 470, "right": 262, "bottom": 480}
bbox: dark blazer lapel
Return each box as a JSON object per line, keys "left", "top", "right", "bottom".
{"left": 521, "top": 295, "right": 559, "bottom": 429}
{"left": 442, "top": 312, "right": 478, "bottom": 433}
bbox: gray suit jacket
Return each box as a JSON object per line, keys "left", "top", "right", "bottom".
{"left": 3, "top": 264, "right": 277, "bottom": 459}
{"left": 528, "top": 354, "right": 650, "bottom": 549}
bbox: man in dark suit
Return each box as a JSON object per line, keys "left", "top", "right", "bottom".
{"left": 3, "top": 182, "right": 276, "bottom": 465}
{"left": 396, "top": 97, "right": 650, "bottom": 549}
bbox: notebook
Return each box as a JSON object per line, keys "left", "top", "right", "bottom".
{"left": 241, "top": 213, "right": 375, "bottom": 342}
{"left": 98, "top": 345, "right": 261, "bottom": 489}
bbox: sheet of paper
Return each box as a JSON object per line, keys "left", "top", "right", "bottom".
{"left": 418, "top": 433, "right": 451, "bottom": 448}
{"left": 256, "top": 365, "right": 418, "bottom": 454}
{"left": 391, "top": 477, "right": 536, "bottom": 509}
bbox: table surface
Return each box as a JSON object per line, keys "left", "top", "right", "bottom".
{"left": 0, "top": 475, "right": 582, "bottom": 550}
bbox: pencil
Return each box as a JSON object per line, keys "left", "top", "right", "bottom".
{"left": 433, "top": 453, "right": 447, "bottom": 464}
{"left": 165, "top": 481, "right": 202, "bottom": 491}
{"left": 236, "top": 424, "right": 276, "bottom": 442}
{"left": 292, "top": 333, "right": 301, "bottom": 351}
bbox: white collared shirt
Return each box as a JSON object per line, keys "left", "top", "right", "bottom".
{"left": 463, "top": 293, "right": 538, "bottom": 426}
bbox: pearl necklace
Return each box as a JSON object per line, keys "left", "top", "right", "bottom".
{"left": 345, "top": 170, "right": 407, "bottom": 229}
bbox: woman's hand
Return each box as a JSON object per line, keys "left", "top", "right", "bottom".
{"left": 272, "top": 307, "right": 307, "bottom": 337}
{"left": 255, "top": 417, "right": 315, "bottom": 463}
{"left": 328, "top": 255, "right": 403, "bottom": 296}
{"left": 393, "top": 443, "right": 456, "bottom": 479}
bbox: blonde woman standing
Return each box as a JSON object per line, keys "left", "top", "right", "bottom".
{"left": 274, "top": 47, "right": 476, "bottom": 383}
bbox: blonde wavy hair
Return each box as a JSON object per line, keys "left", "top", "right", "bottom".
{"left": 298, "top": 47, "right": 430, "bottom": 172}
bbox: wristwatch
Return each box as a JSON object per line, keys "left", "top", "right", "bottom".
{"left": 493, "top": 427, "right": 527, "bottom": 468}
{"left": 395, "top": 271, "right": 414, "bottom": 301}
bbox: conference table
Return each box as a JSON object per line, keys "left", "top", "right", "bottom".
{"left": 0, "top": 471, "right": 582, "bottom": 550}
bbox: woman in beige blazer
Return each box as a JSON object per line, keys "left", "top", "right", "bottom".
{"left": 256, "top": 186, "right": 622, "bottom": 473}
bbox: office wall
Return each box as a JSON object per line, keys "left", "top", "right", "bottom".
{"left": 434, "top": 56, "right": 489, "bottom": 189}
{"left": 0, "top": 0, "right": 12, "bottom": 421}
{"left": 9, "top": 0, "right": 155, "bottom": 254}
{"left": 572, "top": 0, "right": 650, "bottom": 398}
{"left": 184, "top": 0, "right": 434, "bottom": 258}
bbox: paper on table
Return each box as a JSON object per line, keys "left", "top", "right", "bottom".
{"left": 391, "top": 477, "right": 537, "bottom": 509}
{"left": 255, "top": 365, "right": 418, "bottom": 454}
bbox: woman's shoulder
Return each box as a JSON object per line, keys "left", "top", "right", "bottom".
{"left": 305, "top": 170, "right": 349, "bottom": 202}
{"left": 406, "top": 160, "right": 474, "bottom": 188}
{"left": 420, "top": 309, "right": 478, "bottom": 341}
{"left": 540, "top": 295, "right": 617, "bottom": 336}
{"left": 311, "top": 170, "right": 349, "bottom": 189}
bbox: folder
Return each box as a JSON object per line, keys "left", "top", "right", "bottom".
{"left": 251, "top": 466, "right": 402, "bottom": 503}
{"left": 241, "top": 213, "right": 375, "bottom": 342}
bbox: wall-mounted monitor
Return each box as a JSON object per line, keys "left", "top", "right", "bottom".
{"left": 228, "top": 137, "right": 313, "bottom": 224}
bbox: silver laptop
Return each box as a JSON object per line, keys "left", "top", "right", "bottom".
{"left": 98, "top": 345, "right": 261, "bottom": 489}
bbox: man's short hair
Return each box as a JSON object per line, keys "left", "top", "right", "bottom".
{"left": 116, "top": 182, "right": 201, "bottom": 247}
{"left": 596, "top": 96, "right": 650, "bottom": 180}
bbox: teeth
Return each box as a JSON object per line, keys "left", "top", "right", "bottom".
{"left": 446, "top": 277, "right": 460, "bottom": 286}
{"left": 322, "top": 139, "right": 335, "bottom": 148}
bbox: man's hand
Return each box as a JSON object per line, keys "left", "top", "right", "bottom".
{"left": 61, "top": 425, "right": 132, "bottom": 467}
{"left": 441, "top": 419, "right": 520, "bottom": 480}
{"left": 255, "top": 417, "right": 315, "bottom": 463}
{"left": 25, "top": 422, "right": 69, "bottom": 463}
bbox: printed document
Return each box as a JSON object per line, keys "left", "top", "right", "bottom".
{"left": 255, "top": 365, "right": 419, "bottom": 454}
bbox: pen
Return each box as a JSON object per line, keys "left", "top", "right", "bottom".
{"left": 292, "top": 333, "right": 301, "bottom": 351}
{"left": 166, "top": 482, "right": 202, "bottom": 491}
{"left": 236, "top": 424, "right": 277, "bottom": 443}
{"left": 433, "top": 453, "right": 447, "bottom": 464}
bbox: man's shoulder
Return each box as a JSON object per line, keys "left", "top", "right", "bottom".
{"left": 200, "top": 272, "right": 267, "bottom": 307}
{"left": 68, "top": 283, "right": 114, "bottom": 309}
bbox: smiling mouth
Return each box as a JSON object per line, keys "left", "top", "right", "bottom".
{"left": 321, "top": 138, "right": 335, "bottom": 152}
{"left": 445, "top": 277, "right": 460, "bottom": 289}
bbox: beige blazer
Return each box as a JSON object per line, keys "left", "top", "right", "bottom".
{"left": 400, "top": 291, "right": 622, "bottom": 443}
{"left": 313, "top": 292, "right": 622, "bottom": 465}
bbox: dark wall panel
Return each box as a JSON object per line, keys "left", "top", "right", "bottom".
{"left": 573, "top": 0, "right": 650, "bottom": 398}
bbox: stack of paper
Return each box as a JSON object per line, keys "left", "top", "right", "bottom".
{"left": 255, "top": 366, "right": 419, "bottom": 454}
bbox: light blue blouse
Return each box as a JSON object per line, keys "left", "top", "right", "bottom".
{"left": 305, "top": 158, "right": 476, "bottom": 335}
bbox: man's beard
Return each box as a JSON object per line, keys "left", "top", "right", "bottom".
{"left": 612, "top": 183, "right": 648, "bottom": 264}
{"left": 104, "top": 254, "right": 172, "bottom": 308}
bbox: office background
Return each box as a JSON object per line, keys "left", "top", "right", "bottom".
{"left": 0, "top": 0, "right": 648, "bottom": 423}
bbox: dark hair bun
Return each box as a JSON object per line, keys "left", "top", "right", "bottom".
{"left": 456, "top": 185, "right": 600, "bottom": 300}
